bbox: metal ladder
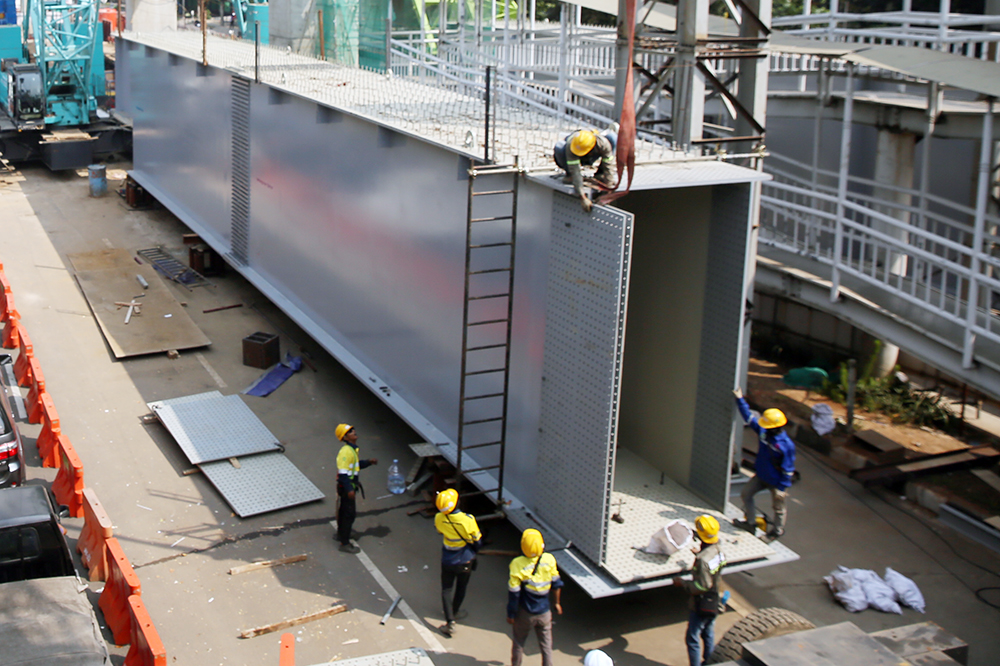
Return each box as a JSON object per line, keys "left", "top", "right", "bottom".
{"left": 456, "top": 161, "right": 520, "bottom": 510}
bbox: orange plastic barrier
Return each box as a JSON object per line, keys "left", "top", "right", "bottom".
{"left": 99, "top": 537, "right": 142, "bottom": 646}
{"left": 12, "top": 323, "right": 32, "bottom": 384}
{"left": 279, "top": 633, "right": 295, "bottom": 666}
{"left": 124, "top": 595, "right": 166, "bottom": 666}
{"left": 52, "top": 434, "right": 84, "bottom": 517}
{"left": 36, "top": 393, "right": 61, "bottom": 468}
{"left": 77, "top": 487, "right": 114, "bottom": 581}
{"left": 26, "top": 357, "right": 45, "bottom": 424}
{"left": 2, "top": 311, "right": 20, "bottom": 350}
{"left": 0, "top": 279, "right": 13, "bottom": 323}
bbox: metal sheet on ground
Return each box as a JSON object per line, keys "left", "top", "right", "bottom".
{"left": 199, "top": 452, "right": 324, "bottom": 517}
{"left": 602, "top": 449, "right": 775, "bottom": 584}
{"left": 148, "top": 391, "right": 282, "bottom": 464}
{"left": 745, "top": 622, "right": 909, "bottom": 666}
{"left": 68, "top": 249, "right": 211, "bottom": 358}
{"left": 308, "top": 648, "right": 436, "bottom": 666}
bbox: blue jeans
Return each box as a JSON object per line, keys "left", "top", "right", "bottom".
{"left": 685, "top": 610, "right": 716, "bottom": 666}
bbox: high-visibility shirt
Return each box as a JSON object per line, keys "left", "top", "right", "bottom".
{"left": 434, "top": 511, "right": 482, "bottom": 566}
{"left": 336, "top": 443, "right": 371, "bottom": 492}
{"left": 507, "top": 553, "right": 563, "bottom": 617}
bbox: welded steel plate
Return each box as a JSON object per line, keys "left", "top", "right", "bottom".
{"left": 601, "top": 449, "right": 775, "bottom": 585}
{"left": 199, "top": 452, "right": 324, "bottom": 517}
{"left": 148, "top": 391, "right": 281, "bottom": 464}
{"left": 308, "top": 648, "right": 435, "bottom": 666}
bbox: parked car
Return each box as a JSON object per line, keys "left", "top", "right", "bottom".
{"left": 0, "top": 355, "right": 24, "bottom": 489}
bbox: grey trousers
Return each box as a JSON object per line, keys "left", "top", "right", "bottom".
{"left": 741, "top": 474, "right": 788, "bottom": 531}
{"left": 511, "top": 609, "right": 553, "bottom": 666}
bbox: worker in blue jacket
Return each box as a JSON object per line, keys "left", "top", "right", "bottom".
{"left": 732, "top": 388, "right": 796, "bottom": 539}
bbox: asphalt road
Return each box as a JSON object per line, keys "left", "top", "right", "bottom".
{"left": 1, "top": 161, "right": 998, "bottom": 665}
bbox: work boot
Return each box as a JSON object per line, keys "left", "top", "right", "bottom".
{"left": 339, "top": 542, "right": 360, "bottom": 554}
{"left": 594, "top": 164, "right": 617, "bottom": 189}
{"left": 766, "top": 527, "right": 785, "bottom": 540}
{"left": 732, "top": 519, "right": 755, "bottom": 534}
{"left": 439, "top": 621, "right": 456, "bottom": 637}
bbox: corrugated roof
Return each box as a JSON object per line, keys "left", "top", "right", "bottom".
{"left": 769, "top": 34, "right": 1000, "bottom": 98}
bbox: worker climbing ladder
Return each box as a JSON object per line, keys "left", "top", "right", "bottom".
{"left": 456, "top": 161, "right": 520, "bottom": 511}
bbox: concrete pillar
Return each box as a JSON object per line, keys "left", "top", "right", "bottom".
{"left": 873, "top": 129, "right": 916, "bottom": 278}
{"left": 127, "top": 0, "right": 177, "bottom": 32}
{"left": 873, "top": 341, "right": 901, "bottom": 377}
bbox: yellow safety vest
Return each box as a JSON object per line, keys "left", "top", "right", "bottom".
{"left": 435, "top": 511, "right": 481, "bottom": 550}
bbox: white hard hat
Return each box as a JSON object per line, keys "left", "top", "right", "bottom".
{"left": 584, "top": 650, "right": 613, "bottom": 666}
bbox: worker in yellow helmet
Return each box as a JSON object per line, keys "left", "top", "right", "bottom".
{"left": 674, "top": 515, "right": 728, "bottom": 666}
{"left": 732, "top": 388, "right": 796, "bottom": 539}
{"left": 553, "top": 127, "right": 618, "bottom": 213}
{"left": 334, "top": 424, "right": 377, "bottom": 554}
{"left": 507, "top": 528, "right": 563, "bottom": 666}
{"left": 434, "top": 489, "right": 482, "bottom": 637}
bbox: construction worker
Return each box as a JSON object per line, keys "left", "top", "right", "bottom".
{"left": 334, "top": 424, "right": 377, "bottom": 554}
{"left": 553, "top": 128, "right": 617, "bottom": 213}
{"left": 732, "top": 388, "right": 796, "bottom": 539}
{"left": 675, "top": 515, "right": 727, "bottom": 666}
{"left": 507, "top": 528, "right": 563, "bottom": 666}
{"left": 434, "top": 489, "right": 482, "bottom": 637}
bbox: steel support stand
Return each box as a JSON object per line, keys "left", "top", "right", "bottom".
{"left": 963, "top": 97, "right": 994, "bottom": 368}
{"left": 831, "top": 63, "right": 855, "bottom": 302}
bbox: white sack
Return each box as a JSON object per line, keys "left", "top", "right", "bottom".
{"left": 848, "top": 567, "right": 902, "bottom": 614}
{"left": 644, "top": 520, "right": 694, "bottom": 556}
{"left": 811, "top": 403, "right": 836, "bottom": 436}
{"left": 884, "top": 567, "right": 926, "bottom": 613}
{"left": 823, "top": 567, "right": 868, "bottom": 612}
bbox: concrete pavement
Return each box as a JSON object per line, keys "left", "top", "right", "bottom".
{"left": 0, "top": 162, "right": 997, "bottom": 665}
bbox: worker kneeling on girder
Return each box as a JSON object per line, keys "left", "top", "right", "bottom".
{"left": 554, "top": 127, "right": 618, "bottom": 213}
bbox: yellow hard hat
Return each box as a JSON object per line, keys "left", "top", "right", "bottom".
{"left": 759, "top": 409, "right": 787, "bottom": 429}
{"left": 335, "top": 423, "right": 353, "bottom": 441}
{"left": 521, "top": 528, "right": 544, "bottom": 557}
{"left": 569, "top": 130, "right": 597, "bottom": 156}
{"left": 436, "top": 489, "right": 458, "bottom": 514}
{"left": 694, "top": 515, "right": 720, "bottom": 544}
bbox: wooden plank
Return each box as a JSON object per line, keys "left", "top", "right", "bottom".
{"left": 478, "top": 549, "right": 519, "bottom": 556}
{"left": 853, "top": 429, "right": 903, "bottom": 453}
{"left": 971, "top": 469, "right": 1000, "bottom": 493}
{"left": 239, "top": 603, "right": 347, "bottom": 638}
{"left": 229, "top": 555, "right": 308, "bottom": 576}
{"left": 69, "top": 250, "right": 210, "bottom": 358}
{"left": 853, "top": 446, "right": 1000, "bottom": 485}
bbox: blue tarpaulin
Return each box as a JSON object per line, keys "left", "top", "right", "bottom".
{"left": 243, "top": 354, "right": 303, "bottom": 397}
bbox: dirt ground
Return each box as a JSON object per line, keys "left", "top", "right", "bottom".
{"left": 745, "top": 357, "right": 970, "bottom": 456}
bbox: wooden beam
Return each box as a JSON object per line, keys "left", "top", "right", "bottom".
{"left": 229, "top": 554, "right": 308, "bottom": 576}
{"left": 239, "top": 603, "right": 347, "bottom": 638}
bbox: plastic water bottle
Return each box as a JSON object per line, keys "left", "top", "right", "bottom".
{"left": 387, "top": 459, "right": 406, "bottom": 495}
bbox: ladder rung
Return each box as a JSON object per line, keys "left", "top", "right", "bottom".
{"left": 462, "top": 464, "right": 501, "bottom": 474}
{"left": 469, "top": 317, "right": 509, "bottom": 326}
{"left": 463, "top": 416, "right": 504, "bottom": 426}
{"left": 462, "top": 440, "right": 503, "bottom": 450}
{"left": 466, "top": 343, "right": 507, "bottom": 351}
{"left": 469, "top": 268, "right": 511, "bottom": 275}
{"left": 472, "top": 189, "right": 515, "bottom": 196}
{"left": 468, "top": 293, "right": 510, "bottom": 302}
{"left": 470, "top": 242, "right": 513, "bottom": 249}
{"left": 462, "top": 392, "right": 505, "bottom": 401}
{"left": 471, "top": 216, "right": 514, "bottom": 223}
{"left": 464, "top": 367, "right": 505, "bottom": 376}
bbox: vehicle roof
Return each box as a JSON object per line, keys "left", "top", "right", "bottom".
{"left": 0, "top": 486, "right": 52, "bottom": 529}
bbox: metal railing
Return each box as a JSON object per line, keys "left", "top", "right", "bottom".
{"left": 759, "top": 165, "right": 1000, "bottom": 356}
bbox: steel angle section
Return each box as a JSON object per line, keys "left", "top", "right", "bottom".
{"left": 148, "top": 391, "right": 281, "bottom": 464}
{"left": 535, "top": 194, "right": 633, "bottom": 564}
{"left": 199, "top": 452, "right": 325, "bottom": 517}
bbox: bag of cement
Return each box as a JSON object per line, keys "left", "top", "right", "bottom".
{"left": 884, "top": 567, "right": 925, "bottom": 613}
{"left": 848, "top": 567, "right": 902, "bottom": 614}
{"left": 644, "top": 520, "right": 693, "bottom": 556}
{"left": 811, "top": 403, "right": 836, "bottom": 436}
{"left": 823, "top": 567, "right": 868, "bottom": 612}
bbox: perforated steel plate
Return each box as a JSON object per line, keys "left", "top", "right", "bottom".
{"left": 308, "top": 648, "right": 435, "bottom": 666}
{"left": 601, "top": 449, "right": 775, "bottom": 584}
{"left": 199, "top": 452, "right": 325, "bottom": 517}
{"left": 149, "top": 391, "right": 281, "bottom": 464}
